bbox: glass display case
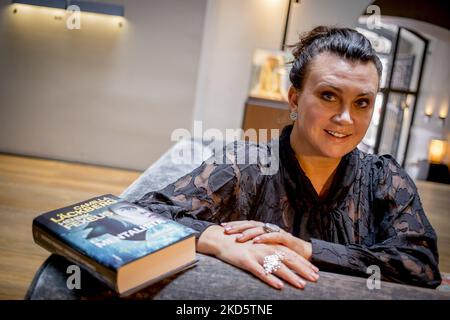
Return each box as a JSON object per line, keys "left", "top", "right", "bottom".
{"left": 356, "top": 19, "right": 428, "bottom": 167}
{"left": 248, "top": 49, "right": 293, "bottom": 102}
{"left": 242, "top": 49, "right": 293, "bottom": 141}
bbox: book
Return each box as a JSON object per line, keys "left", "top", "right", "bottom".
{"left": 32, "top": 194, "right": 198, "bottom": 296}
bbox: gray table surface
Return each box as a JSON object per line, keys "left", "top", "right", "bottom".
{"left": 26, "top": 252, "right": 449, "bottom": 300}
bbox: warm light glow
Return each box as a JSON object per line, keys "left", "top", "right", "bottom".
{"left": 428, "top": 139, "right": 447, "bottom": 164}
{"left": 9, "top": 3, "right": 126, "bottom": 29}
{"left": 406, "top": 94, "right": 414, "bottom": 108}
{"left": 439, "top": 100, "right": 448, "bottom": 119}
{"left": 424, "top": 97, "right": 434, "bottom": 117}
{"left": 12, "top": 3, "right": 66, "bottom": 17}
{"left": 263, "top": 0, "right": 284, "bottom": 6}
{"left": 74, "top": 10, "right": 126, "bottom": 28}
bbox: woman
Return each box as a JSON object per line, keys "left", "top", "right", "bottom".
{"left": 134, "top": 26, "right": 441, "bottom": 290}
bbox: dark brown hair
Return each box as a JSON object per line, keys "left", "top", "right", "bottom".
{"left": 288, "top": 26, "right": 382, "bottom": 90}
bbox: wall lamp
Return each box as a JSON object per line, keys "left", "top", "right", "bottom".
{"left": 424, "top": 101, "right": 433, "bottom": 121}
{"left": 424, "top": 109, "right": 433, "bottom": 117}
{"left": 428, "top": 139, "right": 448, "bottom": 164}
{"left": 12, "top": 0, "right": 124, "bottom": 17}
{"left": 438, "top": 102, "right": 448, "bottom": 123}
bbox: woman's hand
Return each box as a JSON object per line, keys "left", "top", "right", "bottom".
{"left": 221, "top": 220, "right": 314, "bottom": 262}
{"left": 197, "top": 225, "right": 319, "bottom": 290}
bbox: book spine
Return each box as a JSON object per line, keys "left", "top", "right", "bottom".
{"left": 32, "top": 223, "right": 118, "bottom": 292}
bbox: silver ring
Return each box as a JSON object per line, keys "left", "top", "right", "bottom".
{"left": 263, "top": 222, "right": 281, "bottom": 233}
{"left": 262, "top": 251, "right": 285, "bottom": 275}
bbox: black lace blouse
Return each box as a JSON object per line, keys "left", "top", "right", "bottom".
{"left": 134, "top": 125, "right": 441, "bottom": 288}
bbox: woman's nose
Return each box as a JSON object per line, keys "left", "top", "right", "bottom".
{"left": 332, "top": 109, "right": 353, "bottom": 125}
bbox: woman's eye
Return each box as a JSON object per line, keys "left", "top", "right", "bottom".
{"left": 355, "top": 99, "right": 369, "bottom": 108}
{"left": 321, "top": 92, "right": 336, "bottom": 102}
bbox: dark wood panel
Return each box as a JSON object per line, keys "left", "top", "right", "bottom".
{"left": 242, "top": 97, "right": 291, "bottom": 142}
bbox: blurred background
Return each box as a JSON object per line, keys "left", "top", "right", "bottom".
{"left": 0, "top": 0, "right": 448, "bottom": 176}
{"left": 0, "top": 0, "right": 449, "bottom": 299}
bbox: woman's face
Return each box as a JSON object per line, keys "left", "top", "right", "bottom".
{"left": 288, "top": 52, "right": 379, "bottom": 159}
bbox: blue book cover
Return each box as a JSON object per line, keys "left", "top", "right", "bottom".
{"left": 32, "top": 194, "right": 197, "bottom": 294}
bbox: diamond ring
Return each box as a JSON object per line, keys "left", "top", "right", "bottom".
{"left": 262, "top": 251, "right": 285, "bottom": 275}
{"left": 263, "top": 222, "right": 281, "bottom": 233}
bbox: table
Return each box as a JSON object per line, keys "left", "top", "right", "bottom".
{"left": 26, "top": 253, "right": 449, "bottom": 300}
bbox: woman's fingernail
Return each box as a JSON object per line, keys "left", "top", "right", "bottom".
{"left": 224, "top": 226, "right": 232, "bottom": 231}
{"left": 311, "top": 272, "right": 319, "bottom": 281}
{"left": 276, "top": 281, "right": 284, "bottom": 289}
{"left": 312, "top": 266, "right": 319, "bottom": 272}
{"left": 254, "top": 237, "right": 261, "bottom": 242}
{"left": 298, "top": 278, "right": 306, "bottom": 287}
{"left": 236, "top": 234, "right": 243, "bottom": 239}
{"left": 221, "top": 222, "right": 227, "bottom": 226}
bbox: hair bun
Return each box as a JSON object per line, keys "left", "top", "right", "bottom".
{"left": 290, "top": 26, "right": 332, "bottom": 59}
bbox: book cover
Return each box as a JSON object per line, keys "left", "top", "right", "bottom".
{"left": 32, "top": 194, "right": 197, "bottom": 294}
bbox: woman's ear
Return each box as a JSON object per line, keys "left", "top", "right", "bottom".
{"left": 288, "top": 86, "right": 299, "bottom": 113}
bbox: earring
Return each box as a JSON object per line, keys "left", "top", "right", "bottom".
{"left": 289, "top": 111, "right": 298, "bottom": 121}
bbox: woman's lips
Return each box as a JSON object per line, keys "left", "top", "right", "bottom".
{"left": 324, "top": 129, "right": 351, "bottom": 139}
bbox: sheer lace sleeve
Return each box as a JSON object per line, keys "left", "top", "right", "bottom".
{"left": 133, "top": 142, "right": 265, "bottom": 238}
{"left": 311, "top": 155, "right": 441, "bottom": 288}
